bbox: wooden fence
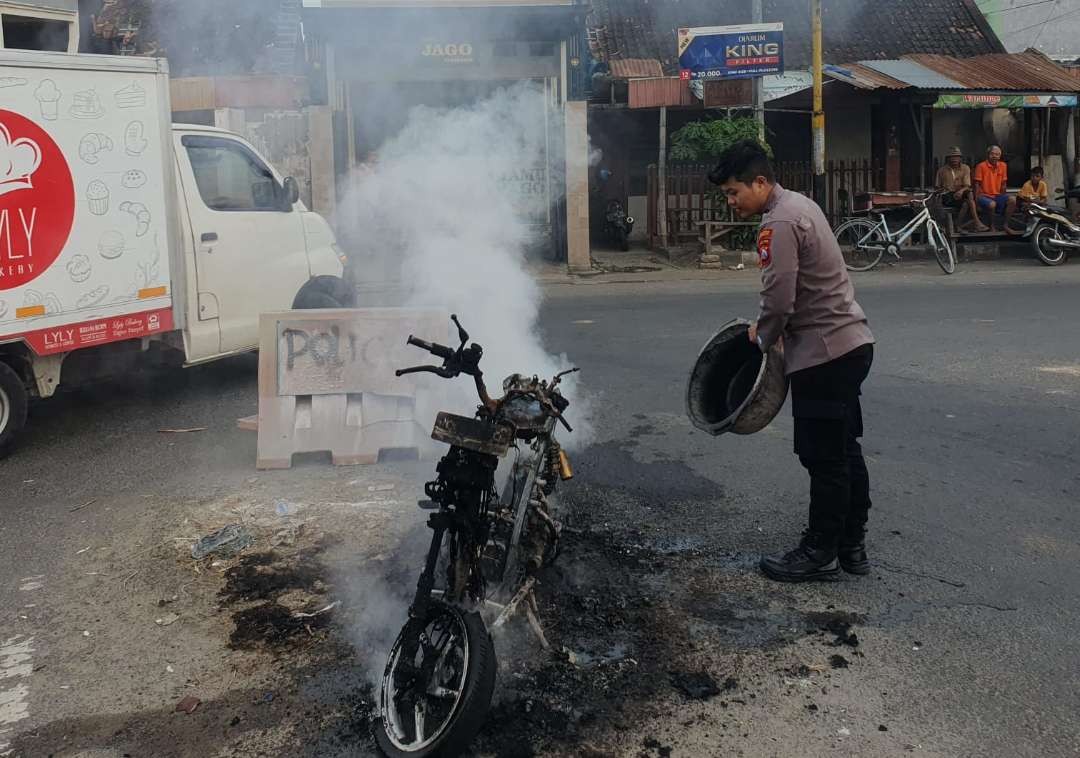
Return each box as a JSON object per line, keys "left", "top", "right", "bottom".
{"left": 647, "top": 159, "right": 884, "bottom": 248}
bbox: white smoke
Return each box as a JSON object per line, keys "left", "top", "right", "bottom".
{"left": 331, "top": 83, "right": 596, "bottom": 692}
{"left": 336, "top": 81, "right": 594, "bottom": 447}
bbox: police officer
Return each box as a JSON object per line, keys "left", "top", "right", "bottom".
{"left": 708, "top": 140, "right": 875, "bottom": 582}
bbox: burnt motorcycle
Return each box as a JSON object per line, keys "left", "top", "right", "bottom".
{"left": 1027, "top": 187, "right": 1080, "bottom": 266}
{"left": 375, "top": 315, "right": 576, "bottom": 758}
{"left": 603, "top": 198, "right": 634, "bottom": 251}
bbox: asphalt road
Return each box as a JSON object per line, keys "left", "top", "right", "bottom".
{"left": 2, "top": 259, "right": 1078, "bottom": 756}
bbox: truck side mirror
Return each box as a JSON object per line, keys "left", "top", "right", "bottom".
{"left": 281, "top": 177, "right": 301, "bottom": 210}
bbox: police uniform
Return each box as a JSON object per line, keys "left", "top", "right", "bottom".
{"left": 756, "top": 184, "right": 876, "bottom": 564}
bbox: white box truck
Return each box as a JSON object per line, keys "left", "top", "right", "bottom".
{"left": 0, "top": 51, "right": 353, "bottom": 457}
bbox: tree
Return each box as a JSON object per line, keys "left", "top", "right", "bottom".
{"left": 669, "top": 116, "right": 771, "bottom": 163}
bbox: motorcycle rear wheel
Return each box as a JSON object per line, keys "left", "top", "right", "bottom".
{"left": 1032, "top": 223, "right": 1068, "bottom": 266}
{"left": 376, "top": 601, "right": 496, "bottom": 758}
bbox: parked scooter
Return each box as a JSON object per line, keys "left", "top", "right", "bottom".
{"left": 603, "top": 199, "right": 635, "bottom": 251}
{"left": 1025, "top": 187, "right": 1080, "bottom": 266}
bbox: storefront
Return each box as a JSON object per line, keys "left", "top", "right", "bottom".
{"left": 301, "top": 0, "right": 590, "bottom": 266}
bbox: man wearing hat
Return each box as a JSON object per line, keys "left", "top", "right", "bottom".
{"left": 936, "top": 147, "right": 988, "bottom": 232}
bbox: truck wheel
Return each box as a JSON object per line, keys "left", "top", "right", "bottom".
{"left": 0, "top": 361, "right": 29, "bottom": 460}
{"left": 292, "top": 276, "right": 356, "bottom": 309}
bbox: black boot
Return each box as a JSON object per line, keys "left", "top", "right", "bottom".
{"left": 760, "top": 532, "right": 840, "bottom": 583}
{"left": 838, "top": 529, "right": 872, "bottom": 574}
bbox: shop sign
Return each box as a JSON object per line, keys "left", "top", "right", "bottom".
{"left": 678, "top": 23, "right": 784, "bottom": 81}
{"left": 934, "top": 93, "right": 1079, "bottom": 109}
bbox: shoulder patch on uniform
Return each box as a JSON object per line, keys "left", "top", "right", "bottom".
{"left": 757, "top": 228, "right": 774, "bottom": 268}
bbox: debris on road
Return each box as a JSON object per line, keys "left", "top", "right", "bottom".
{"left": 368, "top": 484, "right": 396, "bottom": 493}
{"left": 158, "top": 594, "right": 179, "bottom": 606}
{"left": 669, "top": 671, "right": 721, "bottom": 700}
{"left": 838, "top": 727, "right": 851, "bottom": 736}
{"left": 155, "top": 613, "right": 180, "bottom": 626}
{"left": 69, "top": 499, "right": 96, "bottom": 513}
{"left": 829, "top": 654, "right": 850, "bottom": 669}
{"left": 158, "top": 427, "right": 208, "bottom": 434}
{"left": 175, "top": 695, "right": 201, "bottom": 714}
{"left": 292, "top": 601, "right": 340, "bottom": 619}
{"left": 191, "top": 525, "right": 254, "bottom": 560}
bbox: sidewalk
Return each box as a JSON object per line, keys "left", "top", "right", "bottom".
{"left": 531, "top": 238, "right": 1040, "bottom": 285}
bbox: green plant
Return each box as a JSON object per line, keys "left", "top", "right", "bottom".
{"left": 669, "top": 117, "right": 771, "bottom": 163}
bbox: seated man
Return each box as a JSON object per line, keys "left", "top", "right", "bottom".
{"left": 974, "top": 145, "right": 1017, "bottom": 233}
{"left": 1017, "top": 165, "right": 1049, "bottom": 209}
{"left": 935, "top": 147, "right": 988, "bottom": 232}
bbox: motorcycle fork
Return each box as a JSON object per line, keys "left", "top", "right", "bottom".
{"left": 398, "top": 514, "right": 453, "bottom": 682}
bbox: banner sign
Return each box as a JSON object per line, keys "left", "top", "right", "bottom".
{"left": 934, "top": 93, "right": 1078, "bottom": 109}
{"left": 678, "top": 24, "right": 784, "bottom": 81}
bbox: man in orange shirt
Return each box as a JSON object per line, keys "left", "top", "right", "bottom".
{"left": 974, "top": 145, "right": 1017, "bottom": 232}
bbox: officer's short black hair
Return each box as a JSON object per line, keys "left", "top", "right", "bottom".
{"left": 1031, "top": 165, "right": 1044, "bottom": 176}
{"left": 708, "top": 140, "right": 775, "bottom": 187}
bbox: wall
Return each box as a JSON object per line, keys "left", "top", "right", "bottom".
{"left": 825, "top": 103, "right": 872, "bottom": 164}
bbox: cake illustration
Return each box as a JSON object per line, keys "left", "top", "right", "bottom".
{"left": 77, "top": 285, "right": 110, "bottom": 309}
{"left": 34, "top": 79, "right": 62, "bottom": 121}
{"left": 115, "top": 81, "right": 147, "bottom": 109}
{"left": 70, "top": 88, "right": 105, "bottom": 119}
{"left": 87, "top": 179, "right": 110, "bottom": 215}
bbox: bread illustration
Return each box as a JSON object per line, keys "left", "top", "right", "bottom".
{"left": 86, "top": 179, "right": 110, "bottom": 215}
{"left": 67, "top": 254, "right": 93, "bottom": 283}
{"left": 119, "top": 201, "right": 151, "bottom": 236}
{"left": 24, "top": 290, "right": 63, "bottom": 315}
{"left": 77, "top": 285, "right": 110, "bottom": 309}
{"left": 98, "top": 230, "right": 126, "bottom": 260}
{"left": 79, "top": 133, "right": 114, "bottom": 165}
{"left": 0, "top": 77, "right": 28, "bottom": 89}
{"left": 0, "top": 300, "right": 8, "bottom": 320}
{"left": 121, "top": 169, "right": 147, "bottom": 189}
{"left": 124, "top": 121, "right": 148, "bottom": 156}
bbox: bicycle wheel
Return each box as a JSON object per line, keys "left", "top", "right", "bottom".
{"left": 929, "top": 222, "right": 956, "bottom": 274}
{"left": 834, "top": 218, "right": 885, "bottom": 272}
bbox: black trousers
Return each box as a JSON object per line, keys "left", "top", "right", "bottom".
{"left": 789, "top": 344, "right": 874, "bottom": 542}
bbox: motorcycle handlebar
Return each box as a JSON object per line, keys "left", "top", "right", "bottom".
{"left": 407, "top": 335, "right": 455, "bottom": 361}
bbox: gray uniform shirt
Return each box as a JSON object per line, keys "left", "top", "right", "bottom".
{"left": 756, "top": 184, "right": 874, "bottom": 374}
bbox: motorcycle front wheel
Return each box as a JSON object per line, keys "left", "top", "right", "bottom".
{"left": 376, "top": 601, "right": 496, "bottom": 758}
{"left": 1032, "top": 223, "right": 1068, "bottom": 266}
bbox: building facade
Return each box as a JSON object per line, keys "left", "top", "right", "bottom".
{"left": 0, "top": 0, "right": 79, "bottom": 52}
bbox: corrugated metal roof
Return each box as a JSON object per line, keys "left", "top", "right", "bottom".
{"left": 628, "top": 77, "right": 697, "bottom": 109}
{"left": 861, "top": 60, "right": 964, "bottom": 90}
{"left": 906, "top": 52, "right": 1080, "bottom": 91}
{"left": 608, "top": 58, "right": 664, "bottom": 79}
{"left": 824, "top": 63, "right": 909, "bottom": 90}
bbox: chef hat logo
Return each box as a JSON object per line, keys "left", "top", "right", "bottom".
{"left": 0, "top": 123, "right": 43, "bottom": 198}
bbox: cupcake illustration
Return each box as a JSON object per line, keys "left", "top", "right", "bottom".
{"left": 35, "top": 79, "right": 62, "bottom": 121}
{"left": 87, "top": 179, "right": 110, "bottom": 216}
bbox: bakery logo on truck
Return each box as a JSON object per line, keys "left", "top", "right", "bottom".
{"left": 0, "top": 110, "right": 76, "bottom": 292}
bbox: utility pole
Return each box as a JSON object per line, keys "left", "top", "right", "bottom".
{"left": 658, "top": 105, "right": 668, "bottom": 250}
{"left": 752, "top": 0, "right": 765, "bottom": 142}
{"left": 811, "top": 0, "right": 826, "bottom": 208}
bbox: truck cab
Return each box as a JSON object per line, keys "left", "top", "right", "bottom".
{"left": 171, "top": 124, "right": 349, "bottom": 362}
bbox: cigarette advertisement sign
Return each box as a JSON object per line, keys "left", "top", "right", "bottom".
{"left": 678, "top": 24, "right": 784, "bottom": 82}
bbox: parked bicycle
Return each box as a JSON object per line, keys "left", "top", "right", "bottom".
{"left": 376, "top": 315, "right": 577, "bottom": 758}
{"left": 834, "top": 190, "right": 956, "bottom": 274}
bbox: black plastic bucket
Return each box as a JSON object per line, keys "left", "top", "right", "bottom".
{"left": 686, "top": 319, "right": 789, "bottom": 436}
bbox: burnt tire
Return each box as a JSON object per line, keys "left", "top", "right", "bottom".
{"left": 376, "top": 602, "right": 497, "bottom": 758}
{"left": 0, "top": 360, "right": 29, "bottom": 460}
{"left": 292, "top": 275, "right": 356, "bottom": 309}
